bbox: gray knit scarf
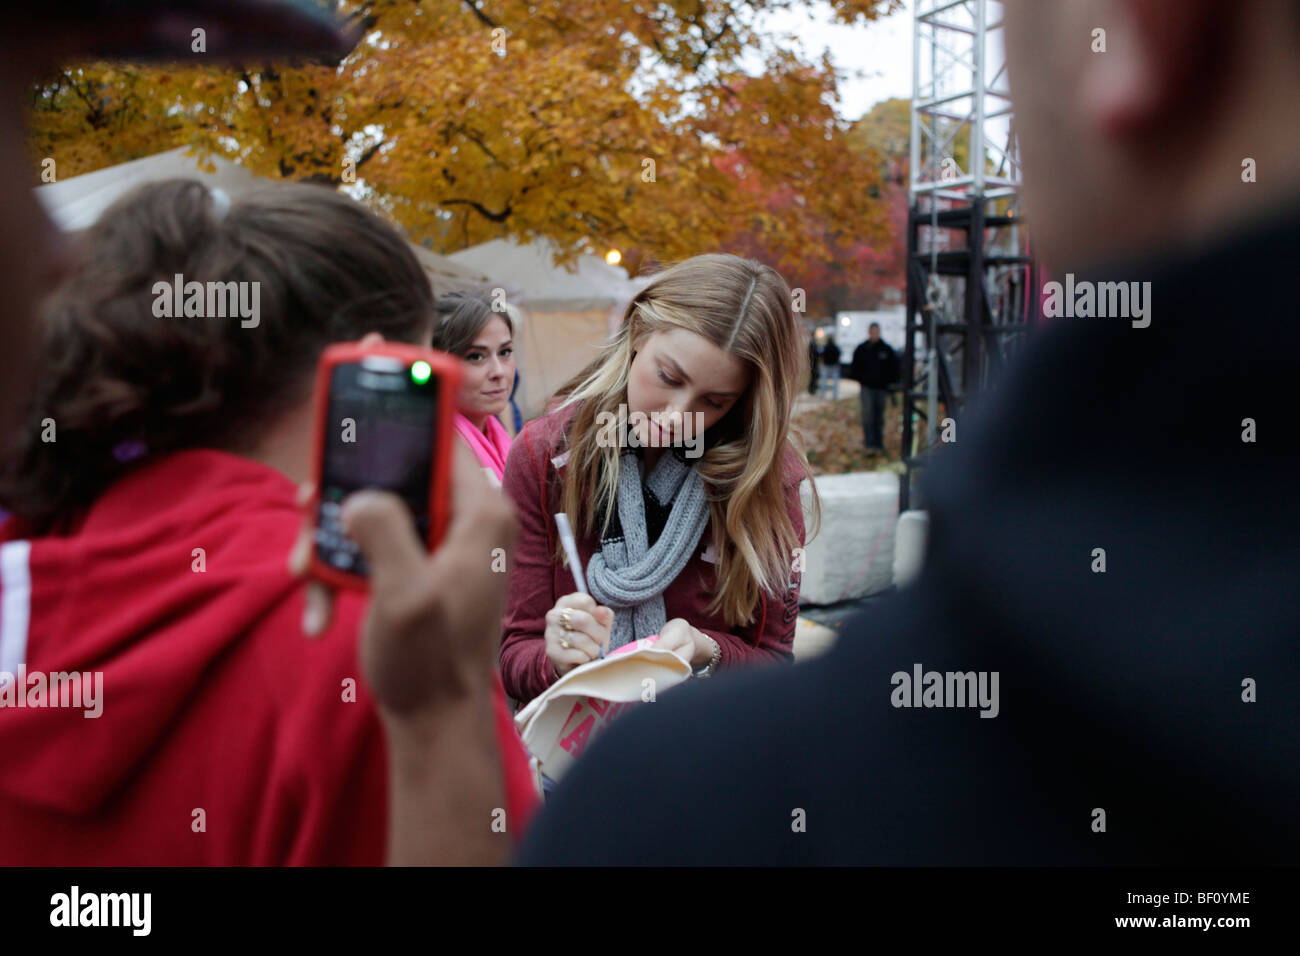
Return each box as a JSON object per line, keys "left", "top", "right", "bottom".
{"left": 586, "top": 447, "right": 710, "bottom": 651}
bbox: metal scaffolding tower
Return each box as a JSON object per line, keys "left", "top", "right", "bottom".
{"left": 901, "top": 0, "right": 1038, "bottom": 510}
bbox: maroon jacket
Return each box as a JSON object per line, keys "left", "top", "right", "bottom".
{"left": 499, "top": 407, "right": 807, "bottom": 704}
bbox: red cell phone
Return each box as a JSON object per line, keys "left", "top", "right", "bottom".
{"left": 307, "top": 341, "right": 462, "bottom": 589}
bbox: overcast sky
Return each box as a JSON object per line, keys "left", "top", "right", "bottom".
{"left": 758, "top": 0, "right": 914, "bottom": 122}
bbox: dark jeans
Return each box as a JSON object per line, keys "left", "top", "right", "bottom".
{"left": 861, "top": 387, "right": 888, "bottom": 450}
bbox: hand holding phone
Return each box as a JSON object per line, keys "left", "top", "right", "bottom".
{"left": 287, "top": 336, "right": 519, "bottom": 865}
{"left": 306, "top": 341, "right": 461, "bottom": 588}
{"left": 288, "top": 335, "right": 519, "bottom": 709}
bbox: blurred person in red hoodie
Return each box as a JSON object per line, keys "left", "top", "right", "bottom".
{"left": 0, "top": 177, "right": 538, "bottom": 864}
{"left": 1, "top": 0, "right": 525, "bottom": 870}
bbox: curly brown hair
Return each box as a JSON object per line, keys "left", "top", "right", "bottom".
{"left": 0, "top": 178, "right": 434, "bottom": 532}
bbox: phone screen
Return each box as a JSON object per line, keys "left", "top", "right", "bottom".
{"left": 315, "top": 358, "right": 439, "bottom": 577}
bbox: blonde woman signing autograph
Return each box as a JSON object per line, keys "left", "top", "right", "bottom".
{"left": 499, "top": 254, "right": 819, "bottom": 705}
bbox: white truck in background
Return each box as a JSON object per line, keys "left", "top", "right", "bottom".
{"left": 829, "top": 306, "right": 907, "bottom": 363}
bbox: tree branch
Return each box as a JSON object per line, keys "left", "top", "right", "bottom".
{"left": 355, "top": 139, "right": 385, "bottom": 169}
{"left": 452, "top": 124, "right": 502, "bottom": 165}
{"left": 460, "top": 1, "right": 499, "bottom": 29}
{"left": 441, "top": 198, "right": 512, "bottom": 223}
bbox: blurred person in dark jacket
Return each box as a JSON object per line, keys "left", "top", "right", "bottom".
{"left": 807, "top": 333, "right": 820, "bottom": 395}
{"left": 819, "top": 335, "right": 842, "bottom": 399}
{"left": 849, "top": 323, "right": 900, "bottom": 453}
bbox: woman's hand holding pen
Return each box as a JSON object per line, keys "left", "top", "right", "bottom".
{"left": 544, "top": 593, "right": 613, "bottom": 680}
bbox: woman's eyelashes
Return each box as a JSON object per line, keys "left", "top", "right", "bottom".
{"left": 465, "top": 346, "right": 512, "bottom": 365}
{"left": 656, "top": 368, "right": 724, "bottom": 409}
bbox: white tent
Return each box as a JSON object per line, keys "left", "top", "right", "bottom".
{"left": 448, "top": 237, "right": 650, "bottom": 419}
{"left": 36, "top": 146, "right": 495, "bottom": 294}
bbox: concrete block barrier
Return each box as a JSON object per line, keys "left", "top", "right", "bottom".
{"left": 798, "top": 471, "right": 899, "bottom": 604}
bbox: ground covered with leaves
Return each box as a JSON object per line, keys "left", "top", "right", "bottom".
{"left": 792, "top": 392, "right": 908, "bottom": 476}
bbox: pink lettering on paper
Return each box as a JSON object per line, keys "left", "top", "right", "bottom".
{"left": 560, "top": 713, "right": 596, "bottom": 756}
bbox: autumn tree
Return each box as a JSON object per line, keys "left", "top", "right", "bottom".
{"left": 739, "top": 94, "right": 979, "bottom": 317}
{"left": 717, "top": 93, "right": 912, "bottom": 317}
{"left": 29, "top": 0, "right": 900, "bottom": 269}
{"left": 848, "top": 95, "right": 910, "bottom": 167}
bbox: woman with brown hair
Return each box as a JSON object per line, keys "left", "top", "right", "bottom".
{"left": 0, "top": 179, "right": 539, "bottom": 864}
{"left": 432, "top": 290, "right": 518, "bottom": 486}
{"left": 499, "top": 253, "right": 819, "bottom": 706}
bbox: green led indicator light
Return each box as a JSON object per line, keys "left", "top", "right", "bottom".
{"left": 410, "top": 360, "right": 432, "bottom": 384}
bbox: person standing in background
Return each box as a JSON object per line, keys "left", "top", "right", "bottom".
{"left": 807, "top": 332, "right": 820, "bottom": 395}
{"left": 819, "top": 335, "right": 841, "bottom": 400}
{"left": 850, "top": 323, "right": 899, "bottom": 454}
{"left": 432, "top": 290, "right": 517, "bottom": 486}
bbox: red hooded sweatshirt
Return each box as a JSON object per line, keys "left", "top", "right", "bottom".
{"left": 0, "top": 449, "right": 538, "bottom": 865}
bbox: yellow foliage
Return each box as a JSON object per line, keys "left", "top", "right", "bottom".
{"left": 29, "top": 0, "right": 899, "bottom": 270}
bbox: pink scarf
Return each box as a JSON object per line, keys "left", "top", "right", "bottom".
{"left": 453, "top": 413, "right": 512, "bottom": 483}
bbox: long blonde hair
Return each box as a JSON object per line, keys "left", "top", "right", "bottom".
{"left": 553, "top": 254, "right": 820, "bottom": 629}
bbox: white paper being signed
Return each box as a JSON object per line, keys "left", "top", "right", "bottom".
{"left": 513, "top": 637, "right": 693, "bottom": 784}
